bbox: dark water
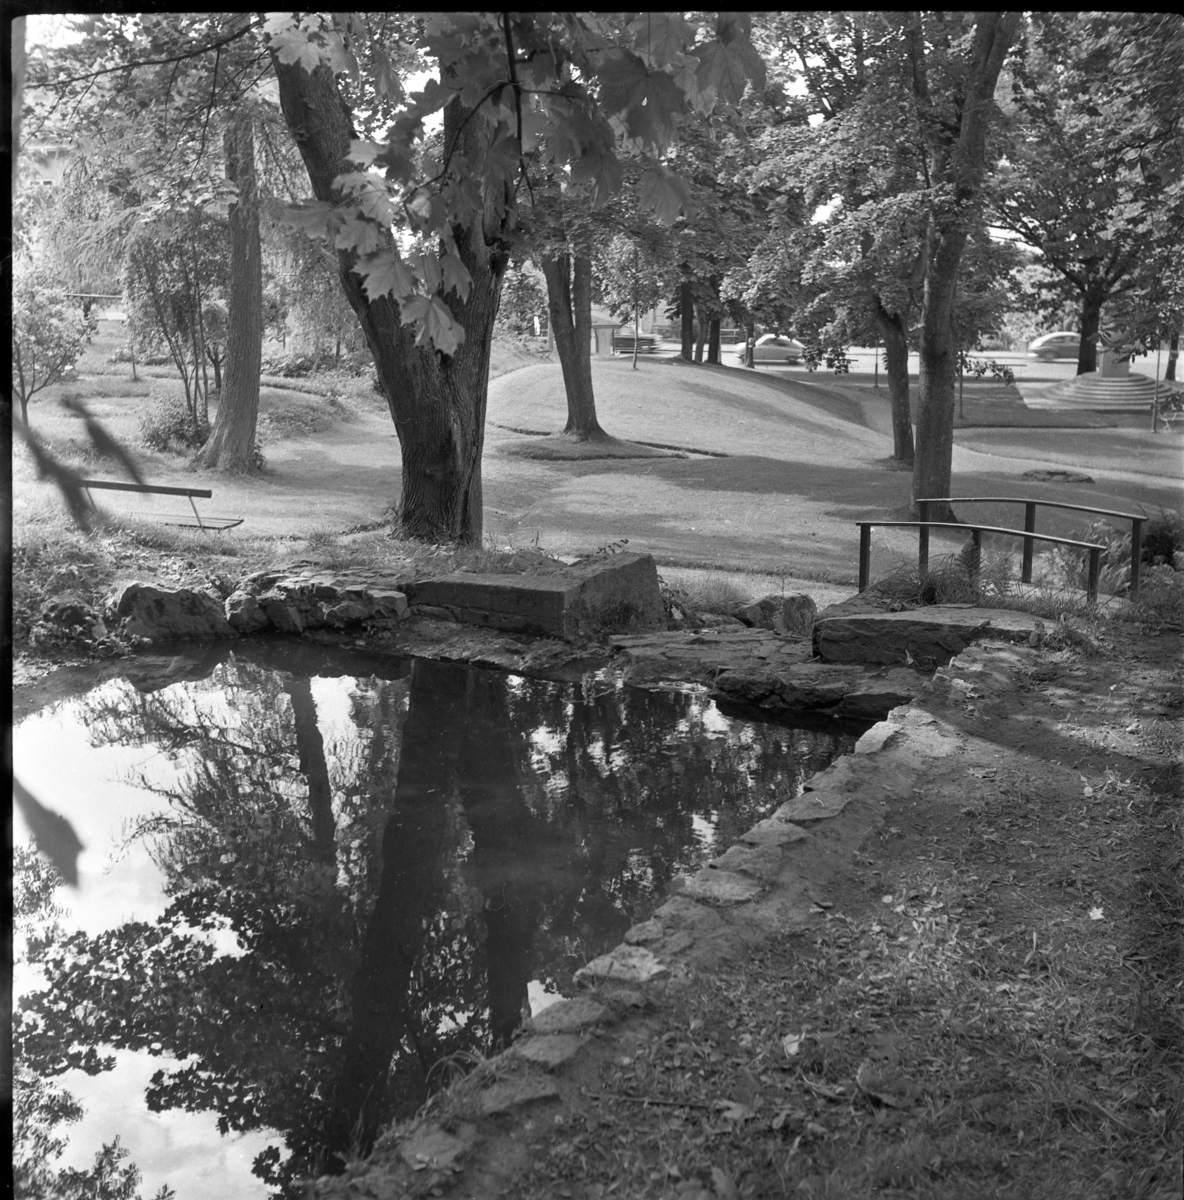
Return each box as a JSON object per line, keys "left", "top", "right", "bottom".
{"left": 13, "top": 644, "right": 861, "bottom": 1197}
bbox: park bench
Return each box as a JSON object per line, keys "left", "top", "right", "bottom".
{"left": 856, "top": 495, "right": 1148, "bottom": 604}
{"left": 79, "top": 478, "right": 244, "bottom": 531}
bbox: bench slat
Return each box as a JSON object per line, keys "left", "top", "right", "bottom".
{"left": 80, "top": 478, "right": 213, "bottom": 499}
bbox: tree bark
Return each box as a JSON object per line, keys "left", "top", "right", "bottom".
{"left": 196, "top": 112, "right": 262, "bottom": 472}
{"left": 680, "top": 281, "right": 694, "bottom": 361}
{"left": 540, "top": 253, "right": 605, "bottom": 438}
{"left": 910, "top": 12, "right": 1020, "bottom": 519}
{"left": 706, "top": 317, "right": 721, "bottom": 365}
{"left": 272, "top": 58, "right": 510, "bottom": 543}
{"left": 1166, "top": 330, "right": 1179, "bottom": 382}
{"left": 872, "top": 298, "right": 914, "bottom": 464}
{"left": 1076, "top": 283, "right": 1106, "bottom": 375}
{"left": 285, "top": 676, "right": 337, "bottom": 867}
{"left": 693, "top": 301, "right": 706, "bottom": 363}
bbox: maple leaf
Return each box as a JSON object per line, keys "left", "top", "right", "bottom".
{"left": 694, "top": 39, "right": 766, "bottom": 107}
{"left": 13, "top": 779, "right": 84, "bottom": 888}
{"left": 267, "top": 28, "right": 324, "bottom": 73}
{"left": 355, "top": 252, "right": 417, "bottom": 302}
{"left": 348, "top": 140, "right": 383, "bottom": 168}
{"left": 419, "top": 295, "right": 465, "bottom": 355}
{"left": 371, "top": 48, "right": 403, "bottom": 101}
{"left": 440, "top": 251, "right": 472, "bottom": 301}
{"left": 334, "top": 216, "right": 386, "bottom": 257}
{"left": 639, "top": 165, "right": 692, "bottom": 224}
{"left": 321, "top": 29, "right": 359, "bottom": 83}
{"left": 281, "top": 199, "right": 337, "bottom": 240}
{"left": 628, "top": 11, "right": 692, "bottom": 68}
{"left": 595, "top": 50, "right": 684, "bottom": 150}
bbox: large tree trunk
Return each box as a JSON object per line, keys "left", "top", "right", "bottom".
{"left": 1076, "top": 283, "right": 1105, "bottom": 375}
{"left": 909, "top": 12, "right": 1019, "bottom": 520}
{"left": 680, "top": 281, "right": 694, "bottom": 362}
{"left": 195, "top": 112, "right": 262, "bottom": 472}
{"left": 693, "top": 301, "right": 706, "bottom": 363}
{"left": 540, "top": 253, "right": 605, "bottom": 438}
{"left": 872, "top": 298, "right": 914, "bottom": 464}
{"left": 1166, "top": 330, "right": 1179, "bottom": 382}
{"left": 272, "top": 59, "right": 509, "bottom": 544}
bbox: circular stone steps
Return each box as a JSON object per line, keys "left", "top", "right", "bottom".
{"left": 1040, "top": 371, "right": 1170, "bottom": 411}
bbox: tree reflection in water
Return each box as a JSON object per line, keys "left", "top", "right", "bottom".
{"left": 16, "top": 648, "right": 857, "bottom": 1195}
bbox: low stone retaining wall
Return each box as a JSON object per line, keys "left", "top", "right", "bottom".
{"left": 97, "top": 553, "right": 667, "bottom": 646}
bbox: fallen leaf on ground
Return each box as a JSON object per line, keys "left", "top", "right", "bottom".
{"left": 855, "top": 1059, "right": 914, "bottom": 1107}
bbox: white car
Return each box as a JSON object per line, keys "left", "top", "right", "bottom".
{"left": 1028, "top": 331, "right": 1091, "bottom": 361}
{"left": 736, "top": 333, "right": 806, "bottom": 365}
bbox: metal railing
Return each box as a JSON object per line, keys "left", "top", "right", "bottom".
{"left": 917, "top": 497, "right": 1146, "bottom": 599}
{"left": 856, "top": 520, "right": 1106, "bottom": 602}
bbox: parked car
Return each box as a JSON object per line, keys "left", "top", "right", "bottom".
{"left": 736, "top": 333, "right": 806, "bottom": 364}
{"left": 612, "top": 330, "right": 658, "bottom": 354}
{"left": 1028, "top": 330, "right": 1092, "bottom": 361}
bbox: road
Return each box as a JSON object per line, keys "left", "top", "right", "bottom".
{"left": 703, "top": 344, "right": 1180, "bottom": 385}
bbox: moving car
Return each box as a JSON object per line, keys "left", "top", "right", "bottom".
{"left": 612, "top": 330, "right": 658, "bottom": 354}
{"left": 1028, "top": 331, "right": 1090, "bottom": 361}
{"left": 737, "top": 333, "right": 806, "bottom": 365}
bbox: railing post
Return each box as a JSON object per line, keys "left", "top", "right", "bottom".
{"left": 1021, "top": 501, "right": 1036, "bottom": 584}
{"left": 858, "top": 524, "right": 872, "bottom": 592}
{"left": 1087, "top": 547, "right": 1100, "bottom": 604}
{"left": 1129, "top": 518, "right": 1143, "bottom": 601}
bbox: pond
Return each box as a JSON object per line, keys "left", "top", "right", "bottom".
{"left": 13, "top": 643, "right": 864, "bottom": 1199}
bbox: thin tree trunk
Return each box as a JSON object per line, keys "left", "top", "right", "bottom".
{"left": 141, "top": 262, "right": 194, "bottom": 423}
{"left": 631, "top": 243, "right": 640, "bottom": 371}
{"left": 707, "top": 317, "right": 721, "bottom": 365}
{"left": 189, "top": 242, "right": 211, "bottom": 424}
{"left": 285, "top": 676, "right": 337, "bottom": 866}
{"left": 872, "top": 298, "right": 914, "bottom": 464}
{"left": 680, "top": 281, "right": 694, "bottom": 362}
{"left": 1166, "top": 330, "right": 1179, "bottom": 382}
{"left": 541, "top": 253, "right": 605, "bottom": 438}
{"left": 196, "top": 112, "right": 263, "bottom": 472}
{"left": 273, "top": 58, "right": 509, "bottom": 543}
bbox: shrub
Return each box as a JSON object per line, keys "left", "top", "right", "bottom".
{"left": 1130, "top": 560, "right": 1184, "bottom": 628}
{"left": 138, "top": 393, "right": 208, "bottom": 452}
{"left": 1141, "top": 509, "right": 1184, "bottom": 568}
{"left": 261, "top": 349, "right": 367, "bottom": 378}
